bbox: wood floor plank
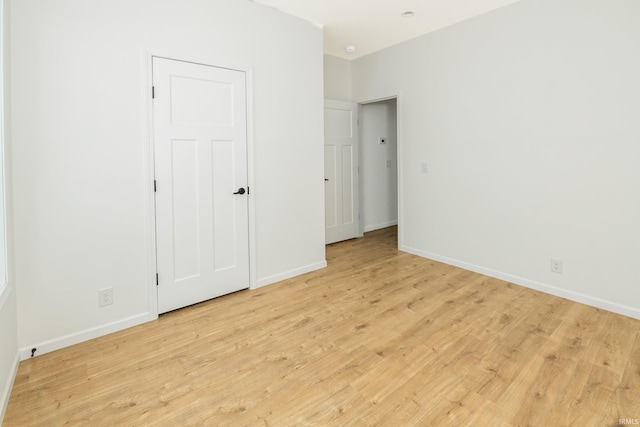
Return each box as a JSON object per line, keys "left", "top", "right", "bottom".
{"left": 5, "top": 226, "right": 640, "bottom": 426}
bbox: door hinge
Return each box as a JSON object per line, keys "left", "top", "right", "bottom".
{"left": 156, "top": 273, "right": 159, "bottom": 286}
{"left": 152, "top": 86, "right": 155, "bottom": 99}
{"left": 154, "top": 180, "right": 157, "bottom": 192}
{"left": 247, "top": 186, "right": 250, "bottom": 195}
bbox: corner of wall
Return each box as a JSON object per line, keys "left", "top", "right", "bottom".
{"left": 323, "top": 54, "right": 352, "bottom": 101}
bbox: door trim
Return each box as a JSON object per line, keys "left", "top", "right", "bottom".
{"left": 143, "top": 49, "right": 257, "bottom": 318}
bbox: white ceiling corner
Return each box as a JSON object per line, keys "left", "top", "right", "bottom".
{"left": 251, "top": 0, "right": 521, "bottom": 60}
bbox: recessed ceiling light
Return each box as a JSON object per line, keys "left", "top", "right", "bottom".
{"left": 345, "top": 45, "right": 356, "bottom": 53}
{"left": 401, "top": 11, "right": 415, "bottom": 18}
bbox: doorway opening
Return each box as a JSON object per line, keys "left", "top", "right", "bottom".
{"left": 358, "top": 97, "right": 399, "bottom": 247}
{"left": 359, "top": 98, "right": 398, "bottom": 235}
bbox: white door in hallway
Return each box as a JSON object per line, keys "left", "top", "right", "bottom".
{"left": 153, "top": 57, "right": 249, "bottom": 314}
{"left": 324, "top": 100, "right": 360, "bottom": 244}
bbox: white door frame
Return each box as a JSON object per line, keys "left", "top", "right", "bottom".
{"left": 143, "top": 50, "right": 257, "bottom": 318}
{"left": 357, "top": 92, "right": 403, "bottom": 249}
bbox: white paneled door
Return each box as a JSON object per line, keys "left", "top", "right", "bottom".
{"left": 153, "top": 57, "right": 249, "bottom": 314}
{"left": 324, "top": 100, "right": 360, "bottom": 244}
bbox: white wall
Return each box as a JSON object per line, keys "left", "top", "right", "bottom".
{"left": 324, "top": 54, "right": 352, "bottom": 101}
{"left": 0, "top": 0, "right": 18, "bottom": 420}
{"left": 10, "top": 0, "right": 325, "bottom": 355}
{"left": 352, "top": 0, "right": 640, "bottom": 319}
{"left": 361, "top": 99, "right": 398, "bottom": 232}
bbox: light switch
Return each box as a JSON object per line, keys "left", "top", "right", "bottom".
{"left": 421, "top": 163, "right": 428, "bottom": 174}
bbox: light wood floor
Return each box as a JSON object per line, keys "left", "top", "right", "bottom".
{"left": 5, "top": 227, "right": 640, "bottom": 426}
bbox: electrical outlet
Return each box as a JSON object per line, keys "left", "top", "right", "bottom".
{"left": 550, "top": 258, "right": 563, "bottom": 274}
{"left": 98, "top": 288, "right": 113, "bottom": 307}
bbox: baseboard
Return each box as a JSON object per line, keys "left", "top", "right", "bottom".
{"left": 0, "top": 350, "right": 19, "bottom": 424}
{"left": 364, "top": 220, "right": 398, "bottom": 233}
{"left": 254, "top": 260, "right": 327, "bottom": 289}
{"left": 19, "top": 312, "right": 155, "bottom": 360}
{"left": 401, "top": 245, "right": 640, "bottom": 321}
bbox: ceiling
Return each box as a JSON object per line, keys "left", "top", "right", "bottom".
{"left": 252, "top": 0, "right": 521, "bottom": 59}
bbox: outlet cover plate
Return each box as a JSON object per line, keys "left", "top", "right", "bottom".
{"left": 99, "top": 288, "right": 113, "bottom": 307}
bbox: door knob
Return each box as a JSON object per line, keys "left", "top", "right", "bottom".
{"left": 233, "top": 187, "right": 246, "bottom": 195}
